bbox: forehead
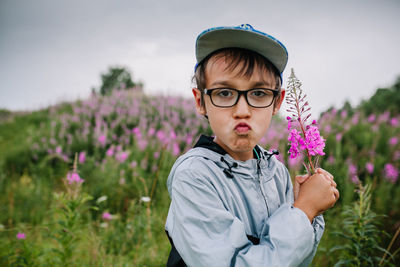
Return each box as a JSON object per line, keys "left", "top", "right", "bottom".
{"left": 204, "top": 53, "right": 276, "bottom": 87}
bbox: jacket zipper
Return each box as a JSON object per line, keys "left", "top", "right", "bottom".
{"left": 257, "top": 159, "right": 270, "bottom": 216}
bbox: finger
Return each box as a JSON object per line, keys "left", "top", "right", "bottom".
{"left": 314, "top": 172, "right": 331, "bottom": 183}
{"left": 331, "top": 180, "right": 337, "bottom": 187}
{"left": 333, "top": 187, "right": 340, "bottom": 200}
{"left": 296, "top": 174, "right": 309, "bottom": 184}
{"left": 317, "top": 168, "right": 334, "bottom": 180}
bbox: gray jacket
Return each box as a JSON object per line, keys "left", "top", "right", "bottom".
{"left": 165, "top": 135, "right": 324, "bottom": 267}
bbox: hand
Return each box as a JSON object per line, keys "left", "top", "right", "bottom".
{"left": 294, "top": 168, "right": 335, "bottom": 200}
{"left": 315, "top": 168, "right": 339, "bottom": 201}
{"left": 293, "top": 168, "right": 339, "bottom": 222}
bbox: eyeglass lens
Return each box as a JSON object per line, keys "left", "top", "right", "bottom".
{"left": 210, "top": 88, "right": 275, "bottom": 108}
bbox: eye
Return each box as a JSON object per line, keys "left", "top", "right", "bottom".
{"left": 250, "top": 89, "right": 269, "bottom": 97}
{"left": 215, "top": 88, "right": 234, "bottom": 98}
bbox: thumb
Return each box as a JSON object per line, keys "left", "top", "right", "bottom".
{"left": 296, "top": 174, "right": 309, "bottom": 184}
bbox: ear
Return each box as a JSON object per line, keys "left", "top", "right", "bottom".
{"left": 192, "top": 88, "right": 206, "bottom": 116}
{"left": 272, "top": 89, "right": 286, "bottom": 116}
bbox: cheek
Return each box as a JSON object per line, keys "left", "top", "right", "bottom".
{"left": 254, "top": 111, "right": 273, "bottom": 133}
{"left": 208, "top": 110, "right": 229, "bottom": 134}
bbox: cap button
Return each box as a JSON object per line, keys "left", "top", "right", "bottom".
{"left": 239, "top": 24, "right": 254, "bottom": 30}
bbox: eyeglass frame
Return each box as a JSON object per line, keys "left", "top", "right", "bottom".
{"left": 203, "top": 87, "right": 279, "bottom": 108}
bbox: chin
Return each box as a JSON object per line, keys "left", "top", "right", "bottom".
{"left": 232, "top": 138, "right": 253, "bottom": 150}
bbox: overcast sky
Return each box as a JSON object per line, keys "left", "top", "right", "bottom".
{"left": 1, "top": 0, "right": 399, "bottom": 116}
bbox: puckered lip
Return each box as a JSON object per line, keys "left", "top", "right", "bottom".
{"left": 234, "top": 122, "right": 252, "bottom": 130}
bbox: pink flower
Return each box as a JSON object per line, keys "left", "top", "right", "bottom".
{"left": 98, "top": 135, "right": 106, "bottom": 146}
{"left": 348, "top": 163, "right": 357, "bottom": 176}
{"left": 132, "top": 127, "right": 142, "bottom": 138}
{"left": 137, "top": 139, "right": 148, "bottom": 151}
{"left": 156, "top": 130, "right": 166, "bottom": 143}
{"left": 130, "top": 161, "right": 138, "bottom": 168}
{"left": 389, "top": 137, "right": 398, "bottom": 146}
{"left": 327, "top": 155, "right": 335, "bottom": 164}
{"left": 16, "top": 232, "right": 26, "bottom": 240}
{"left": 351, "top": 113, "right": 359, "bottom": 125}
{"left": 286, "top": 116, "right": 292, "bottom": 130}
{"left": 304, "top": 126, "right": 325, "bottom": 156}
{"left": 394, "top": 151, "right": 400, "bottom": 161}
{"left": 55, "top": 146, "right": 62, "bottom": 154}
{"left": 351, "top": 175, "right": 360, "bottom": 184}
{"left": 336, "top": 133, "right": 343, "bottom": 142}
{"left": 172, "top": 142, "right": 180, "bottom": 156}
{"left": 348, "top": 163, "right": 359, "bottom": 184}
{"left": 384, "top": 164, "right": 399, "bottom": 183}
{"left": 288, "top": 129, "right": 303, "bottom": 159}
{"left": 62, "top": 155, "right": 69, "bottom": 162}
{"left": 79, "top": 151, "right": 86, "bottom": 164}
{"left": 67, "top": 172, "right": 84, "bottom": 184}
{"left": 323, "top": 125, "right": 332, "bottom": 134}
{"left": 116, "top": 151, "right": 129, "bottom": 163}
{"left": 367, "top": 114, "right": 376, "bottom": 123}
{"left": 378, "top": 111, "right": 390, "bottom": 123}
{"left": 390, "top": 117, "right": 399, "bottom": 127}
{"left": 102, "top": 212, "right": 112, "bottom": 221}
{"left": 170, "top": 131, "right": 177, "bottom": 140}
{"left": 148, "top": 128, "right": 156, "bottom": 136}
{"left": 185, "top": 135, "right": 193, "bottom": 146}
{"left": 365, "top": 162, "right": 374, "bottom": 174}
{"left": 106, "top": 147, "right": 114, "bottom": 157}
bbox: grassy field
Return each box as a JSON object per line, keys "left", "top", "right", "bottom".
{"left": 0, "top": 90, "right": 399, "bottom": 266}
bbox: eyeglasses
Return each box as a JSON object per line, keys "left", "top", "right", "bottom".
{"left": 204, "top": 88, "right": 279, "bottom": 108}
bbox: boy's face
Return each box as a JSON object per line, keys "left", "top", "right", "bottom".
{"left": 193, "top": 56, "right": 285, "bottom": 161}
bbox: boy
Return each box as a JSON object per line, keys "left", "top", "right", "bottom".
{"left": 165, "top": 24, "right": 339, "bottom": 267}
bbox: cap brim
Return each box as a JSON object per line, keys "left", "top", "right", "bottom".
{"left": 196, "top": 26, "right": 288, "bottom": 74}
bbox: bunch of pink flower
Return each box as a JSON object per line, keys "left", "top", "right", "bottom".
{"left": 384, "top": 163, "right": 399, "bottom": 183}
{"left": 102, "top": 212, "right": 113, "bottom": 221}
{"left": 16, "top": 232, "right": 26, "bottom": 240}
{"left": 66, "top": 171, "right": 84, "bottom": 185}
{"left": 64, "top": 153, "right": 85, "bottom": 199}
{"left": 286, "top": 69, "right": 326, "bottom": 174}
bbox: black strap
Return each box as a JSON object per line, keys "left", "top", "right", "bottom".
{"left": 165, "top": 231, "right": 260, "bottom": 266}
{"left": 166, "top": 231, "right": 187, "bottom": 267}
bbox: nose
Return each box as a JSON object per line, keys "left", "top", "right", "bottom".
{"left": 233, "top": 94, "right": 251, "bottom": 118}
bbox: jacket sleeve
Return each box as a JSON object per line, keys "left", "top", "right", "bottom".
{"left": 282, "top": 166, "right": 325, "bottom": 267}
{"left": 167, "top": 168, "right": 323, "bottom": 267}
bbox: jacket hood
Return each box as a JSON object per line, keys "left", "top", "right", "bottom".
{"left": 167, "top": 135, "right": 281, "bottom": 196}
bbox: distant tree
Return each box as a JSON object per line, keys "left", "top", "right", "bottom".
{"left": 341, "top": 100, "right": 354, "bottom": 116}
{"left": 99, "top": 66, "right": 141, "bottom": 96}
{"left": 322, "top": 75, "right": 400, "bottom": 118}
{"left": 358, "top": 76, "right": 400, "bottom": 116}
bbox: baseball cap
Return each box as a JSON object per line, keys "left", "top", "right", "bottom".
{"left": 195, "top": 24, "right": 288, "bottom": 74}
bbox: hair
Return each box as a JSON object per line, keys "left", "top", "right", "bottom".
{"left": 193, "top": 48, "right": 282, "bottom": 107}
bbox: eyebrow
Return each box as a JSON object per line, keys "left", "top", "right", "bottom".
{"left": 208, "top": 80, "right": 274, "bottom": 89}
